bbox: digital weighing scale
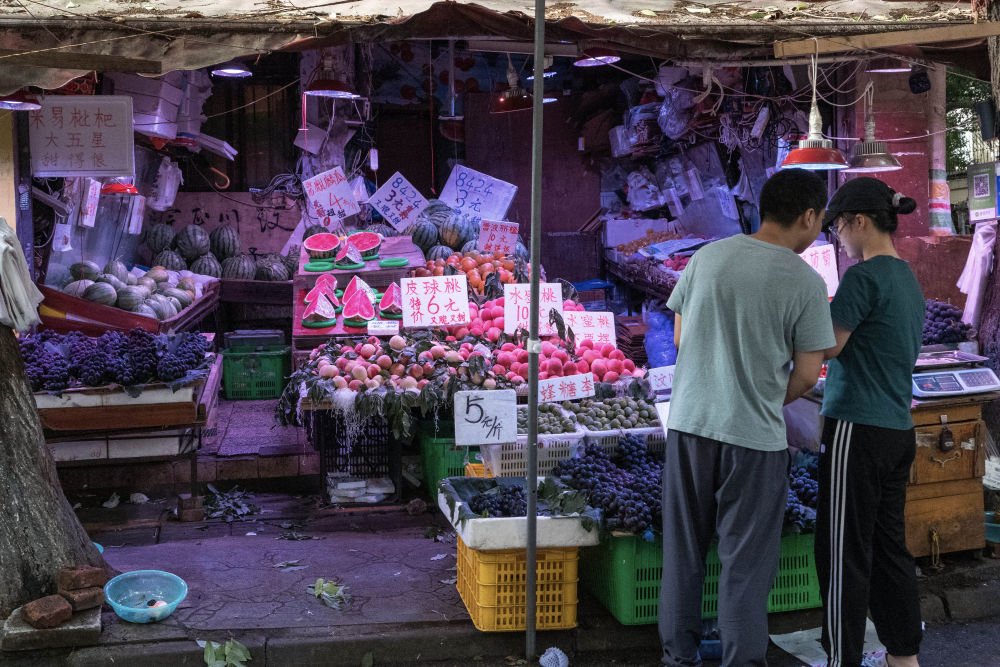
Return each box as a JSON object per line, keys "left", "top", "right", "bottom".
{"left": 911, "top": 350, "right": 1000, "bottom": 398}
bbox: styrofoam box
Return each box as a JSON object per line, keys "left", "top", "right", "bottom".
{"left": 49, "top": 440, "right": 107, "bottom": 463}
{"left": 34, "top": 383, "right": 195, "bottom": 410}
{"left": 133, "top": 112, "right": 177, "bottom": 139}
{"left": 603, "top": 218, "right": 671, "bottom": 249}
{"left": 105, "top": 73, "right": 184, "bottom": 106}
{"left": 437, "top": 479, "right": 600, "bottom": 550}
{"left": 129, "top": 92, "right": 179, "bottom": 120}
{"left": 107, "top": 429, "right": 187, "bottom": 458}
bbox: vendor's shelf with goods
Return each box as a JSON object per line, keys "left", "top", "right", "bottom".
{"left": 295, "top": 232, "right": 422, "bottom": 290}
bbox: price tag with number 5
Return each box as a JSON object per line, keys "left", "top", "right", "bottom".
{"left": 454, "top": 390, "right": 516, "bottom": 446}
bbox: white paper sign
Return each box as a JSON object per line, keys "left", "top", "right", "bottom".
{"left": 648, "top": 365, "right": 676, "bottom": 392}
{"left": 564, "top": 311, "right": 616, "bottom": 348}
{"left": 538, "top": 373, "right": 596, "bottom": 403}
{"left": 79, "top": 178, "right": 100, "bottom": 227}
{"left": 400, "top": 275, "right": 470, "bottom": 329}
{"left": 368, "top": 320, "right": 400, "bottom": 336}
{"left": 29, "top": 96, "right": 134, "bottom": 177}
{"left": 655, "top": 401, "right": 671, "bottom": 438}
{"left": 454, "top": 389, "right": 517, "bottom": 446}
{"left": 504, "top": 283, "right": 564, "bottom": 336}
{"left": 799, "top": 243, "right": 839, "bottom": 299}
{"left": 126, "top": 194, "right": 146, "bottom": 235}
{"left": 369, "top": 172, "right": 429, "bottom": 231}
{"left": 478, "top": 220, "right": 519, "bottom": 255}
{"left": 303, "top": 166, "right": 361, "bottom": 228}
{"left": 439, "top": 165, "right": 517, "bottom": 225}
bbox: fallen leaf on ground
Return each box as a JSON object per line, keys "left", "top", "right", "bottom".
{"left": 430, "top": 554, "right": 447, "bottom": 561}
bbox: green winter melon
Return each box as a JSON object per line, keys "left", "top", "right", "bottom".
{"left": 64, "top": 279, "right": 94, "bottom": 298}
{"left": 190, "top": 253, "right": 222, "bottom": 278}
{"left": 153, "top": 249, "right": 187, "bottom": 272}
{"left": 83, "top": 282, "right": 117, "bottom": 306}
{"left": 117, "top": 286, "right": 147, "bottom": 311}
{"left": 209, "top": 225, "right": 240, "bottom": 260}
{"left": 103, "top": 259, "right": 129, "bottom": 283}
{"left": 221, "top": 254, "right": 256, "bottom": 280}
{"left": 175, "top": 225, "right": 211, "bottom": 262}
{"left": 134, "top": 303, "right": 157, "bottom": 319}
{"left": 160, "top": 287, "right": 194, "bottom": 308}
{"left": 69, "top": 261, "right": 101, "bottom": 281}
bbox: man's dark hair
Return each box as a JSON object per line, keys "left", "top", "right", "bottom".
{"left": 759, "top": 169, "right": 828, "bottom": 227}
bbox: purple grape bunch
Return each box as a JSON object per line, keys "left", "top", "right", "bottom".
{"left": 923, "top": 300, "right": 972, "bottom": 345}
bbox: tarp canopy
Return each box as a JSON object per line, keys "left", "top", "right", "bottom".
{"left": 0, "top": 0, "right": 979, "bottom": 93}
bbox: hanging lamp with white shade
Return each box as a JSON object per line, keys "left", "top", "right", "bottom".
{"left": 0, "top": 90, "right": 41, "bottom": 111}
{"left": 844, "top": 84, "right": 902, "bottom": 173}
{"left": 780, "top": 54, "right": 848, "bottom": 171}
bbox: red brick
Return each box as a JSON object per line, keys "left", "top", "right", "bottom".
{"left": 258, "top": 455, "right": 298, "bottom": 478}
{"left": 23, "top": 595, "right": 72, "bottom": 629}
{"left": 172, "top": 460, "right": 193, "bottom": 484}
{"left": 56, "top": 565, "right": 106, "bottom": 591}
{"left": 218, "top": 458, "right": 259, "bottom": 481}
{"left": 59, "top": 586, "right": 104, "bottom": 611}
{"left": 197, "top": 460, "right": 218, "bottom": 483}
{"left": 177, "top": 493, "right": 204, "bottom": 510}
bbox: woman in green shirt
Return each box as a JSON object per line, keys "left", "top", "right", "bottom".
{"left": 817, "top": 177, "right": 924, "bottom": 667}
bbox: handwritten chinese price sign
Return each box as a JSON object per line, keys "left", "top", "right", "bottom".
{"left": 439, "top": 165, "right": 517, "bottom": 225}
{"left": 538, "top": 374, "right": 596, "bottom": 404}
{"left": 455, "top": 389, "right": 516, "bottom": 446}
{"left": 369, "top": 172, "right": 429, "bottom": 232}
{"left": 503, "top": 283, "right": 564, "bottom": 336}
{"left": 799, "top": 243, "right": 839, "bottom": 298}
{"left": 400, "top": 275, "right": 470, "bottom": 329}
{"left": 478, "top": 220, "right": 519, "bottom": 255}
{"left": 303, "top": 166, "right": 361, "bottom": 228}
{"left": 29, "top": 96, "right": 134, "bottom": 177}
{"left": 647, "top": 365, "right": 675, "bottom": 392}
{"left": 78, "top": 178, "right": 101, "bottom": 228}
{"left": 563, "top": 311, "right": 617, "bottom": 348}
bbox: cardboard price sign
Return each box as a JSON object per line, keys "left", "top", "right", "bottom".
{"left": 503, "top": 283, "right": 564, "bottom": 336}
{"left": 538, "top": 374, "right": 596, "bottom": 404}
{"left": 564, "top": 311, "right": 616, "bottom": 348}
{"left": 439, "top": 165, "right": 517, "bottom": 225}
{"left": 303, "top": 166, "right": 361, "bottom": 227}
{"left": 478, "top": 220, "right": 519, "bottom": 255}
{"left": 799, "top": 243, "right": 839, "bottom": 298}
{"left": 369, "top": 172, "right": 429, "bottom": 231}
{"left": 29, "top": 96, "right": 135, "bottom": 177}
{"left": 368, "top": 320, "right": 400, "bottom": 336}
{"left": 454, "top": 389, "right": 517, "bottom": 446}
{"left": 648, "top": 365, "right": 676, "bottom": 392}
{"left": 400, "top": 275, "right": 470, "bottom": 329}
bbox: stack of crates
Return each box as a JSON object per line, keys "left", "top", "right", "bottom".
{"left": 220, "top": 330, "right": 290, "bottom": 400}
{"left": 456, "top": 537, "right": 579, "bottom": 632}
{"left": 419, "top": 420, "right": 480, "bottom": 497}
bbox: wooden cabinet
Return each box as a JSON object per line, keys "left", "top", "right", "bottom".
{"left": 904, "top": 395, "right": 997, "bottom": 558}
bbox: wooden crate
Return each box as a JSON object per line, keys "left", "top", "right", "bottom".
{"left": 905, "top": 478, "right": 986, "bottom": 558}
{"left": 911, "top": 420, "right": 985, "bottom": 485}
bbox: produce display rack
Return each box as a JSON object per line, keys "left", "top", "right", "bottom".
{"left": 219, "top": 278, "right": 293, "bottom": 305}
{"left": 293, "top": 235, "right": 423, "bottom": 291}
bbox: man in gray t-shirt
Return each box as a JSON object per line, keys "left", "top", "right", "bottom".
{"left": 659, "top": 170, "right": 835, "bottom": 667}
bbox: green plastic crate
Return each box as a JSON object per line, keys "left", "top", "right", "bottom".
{"left": 221, "top": 345, "right": 290, "bottom": 400}
{"left": 419, "top": 421, "right": 479, "bottom": 498}
{"left": 581, "top": 532, "right": 821, "bottom": 625}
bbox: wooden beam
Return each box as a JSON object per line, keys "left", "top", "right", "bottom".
{"left": 774, "top": 22, "right": 1000, "bottom": 58}
{"left": 0, "top": 50, "right": 161, "bottom": 73}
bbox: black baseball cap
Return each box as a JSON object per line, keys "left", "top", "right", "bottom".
{"left": 822, "top": 177, "right": 902, "bottom": 229}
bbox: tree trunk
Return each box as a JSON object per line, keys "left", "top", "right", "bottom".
{"left": 0, "top": 325, "right": 104, "bottom": 618}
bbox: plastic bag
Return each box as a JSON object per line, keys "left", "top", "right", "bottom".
{"left": 645, "top": 312, "right": 677, "bottom": 367}
{"left": 658, "top": 86, "right": 695, "bottom": 140}
{"left": 626, "top": 167, "right": 663, "bottom": 212}
{"left": 147, "top": 157, "right": 183, "bottom": 212}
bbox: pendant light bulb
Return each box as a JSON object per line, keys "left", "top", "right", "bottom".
{"left": 780, "top": 56, "right": 848, "bottom": 171}
{"left": 845, "top": 86, "right": 902, "bottom": 173}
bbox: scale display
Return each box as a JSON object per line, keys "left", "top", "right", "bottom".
{"left": 912, "top": 367, "right": 1000, "bottom": 398}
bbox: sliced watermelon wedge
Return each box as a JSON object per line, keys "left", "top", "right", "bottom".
{"left": 315, "top": 273, "right": 337, "bottom": 290}
{"left": 349, "top": 231, "right": 382, "bottom": 259}
{"left": 303, "top": 233, "right": 340, "bottom": 260}
{"left": 302, "top": 293, "right": 338, "bottom": 323}
{"left": 378, "top": 282, "right": 403, "bottom": 315}
{"left": 305, "top": 284, "right": 341, "bottom": 307}
{"left": 333, "top": 241, "right": 363, "bottom": 266}
{"left": 342, "top": 288, "right": 376, "bottom": 322}
{"left": 343, "top": 275, "right": 377, "bottom": 305}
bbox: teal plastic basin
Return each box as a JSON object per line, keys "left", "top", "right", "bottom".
{"left": 104, "top": 570, "right": 187, "bottom": 623}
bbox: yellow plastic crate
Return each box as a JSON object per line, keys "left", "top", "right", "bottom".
{"left": 464, "top": 462, "right": 493, "bottom": 478}
{"left": 456, "top": 537, "right": 578, "bottom": 631}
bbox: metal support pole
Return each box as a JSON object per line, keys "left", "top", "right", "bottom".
{"left": 525, "top": 0, "right": 545, "bottom": 658}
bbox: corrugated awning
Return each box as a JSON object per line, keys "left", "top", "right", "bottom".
{"left": 0, "top": 0, "right": 980, "bottom": 93}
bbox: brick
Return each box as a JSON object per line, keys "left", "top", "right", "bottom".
{"left": 59, "top": 587, "right": 104, "bottom": 612}
{"left": 23, "top": 595, "right": 72, "bottom": 629}
{"left": 172, "top": 460, "right": 193, "bottom": 485}
{"left": 218, "top": 458, "right": 259, "bottom": 482}
{"left": 178, "top": 507, "right": 205, "bottom": 522}
{"left": 258, "top": 455, "right": 298, "bottom": 478}
{"left": 2, "top": 606, "right": 100, "bottom": 651}
{"left": 299, "top": 453, "right": 320, "bottom": 476}
{"left": 197, "top": 460, "right": 218, "bottom": 483}
{"left": 177, "top": 493, "right": 204, "bottom": 510}
{"left": 56, "top": 566, "right": 106, "bottom": 592}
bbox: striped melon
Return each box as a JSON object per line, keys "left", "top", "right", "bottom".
{"left": 145, "top": 223, "right": 176, "bottom": 254}
{"left": 95, "top": 273, "right": 126, "bottom": 292}
{"left": 117, "top": 286, "right": 147, "bottom": 311}
{"left": 153, "top": 249, "right": 186, "bottom": 271}
{"left": 283, "top": 246, "right": 300, "bottom": 276}
{"left": 209, "top": 225, "right": 240, "bottom": 260}
{"left": 175, "top": 225, "right": 211, "bottom": 261}
{"left": 426, "top": 245, "right": 454, "bottom": 261}
{"left": 83, "top": 282, "right": 117, "bottom": 306}
{"left": 418, "top": 200, "right": 458, "bottom": 228}
{"left": 255, "top": 262, "right": 289, "bottom": 282}
{"left": 159, "top": 287, "right": 194, "bottom": 308}
{"left": 407, "top": 220, "right": 438, "bottom": 252}
{"left": 135, "top": 303, "right": 157, "bottom": 319}
{"left": 440, "top": 218, "right": 476, "bottom": 249}
{"left": 64, "top": 279, "right": 94, "bottom": 298}
{"left": 221, "top": 254, "right": 257, "bottom": 280}
{"left": 69, "top": 261, "right": 101, "bottom": 281}
{"left": 190, "top": 253, "right": 222, "bottom": 278}
{"left": 103, "top": 259, "right": 129, "bottom": 283}
{"left": 461, "top": 240, "right": 479, "bottom": 253}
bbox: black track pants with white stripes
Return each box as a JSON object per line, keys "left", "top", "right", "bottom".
{"left": 815, "top": 418, "right": 923, "bottom": 667}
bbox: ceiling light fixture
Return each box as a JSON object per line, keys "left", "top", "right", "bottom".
{"left": 780, "top": 54, "right": 848, "bottom": 171}
{"left": 210, "top": 60, "right": 252, "bottom": 78}
{"left": 305, "top": 55, "right": 361, "bottom": 99}
{"left": 865, "top": 56, "right": 910, "bottom": 74}
{"left": 491, "top": 55, "right": 533, "bottom": 114}
{"left": 573, "top": 47, "right": 620, "bottom": 68}
{"left": 844, "top": 84, "right": 902, "bottom": 173}
{"left": 0, "top": 90, "right": 41, "bottom": 111}
{"left": 526, "top": 55, "right": 556, "bottom": 81}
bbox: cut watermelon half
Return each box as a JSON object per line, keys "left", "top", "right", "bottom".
{"left": 303, "top": 233, "right": 340, "bottom": 260}
{"left": 333, "top": 242, "right": 364, "bottom": 267}
{"left": 342, "top": 288, "right": 376, "bottom": 322}
{"left": 315, "top": 273, "right": 337, "bottom": 290}
{"left": 349, "top": 231, "right": 382, "bottom": 259}
{"left": 304, "top": 284, "right": 341, "bottom": 307}
{"left": 302, "top": 293, "right": 338, "bottom": 323}
{"left": 343, "top": 275, "right": 377, "bottom": 305}
{"left": 378, "top": 282, "right": 403, "bottom": 316}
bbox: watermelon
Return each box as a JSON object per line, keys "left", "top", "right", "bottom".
{"left": 64, "top": 279, "right": 94, "bottom": 298}
{"left": 176, "top": 225, "right": 211, "bottom": 261}
{"left": 283, "top": 246, "right": 300, "bottom": 276}
{"left": 305, "top": 283, "right": 340, "bottom": 307}
{"left": 407, "top": 220, "right": 439, "bottom": 252}
{"left": 95, "top": 274, "right": 126, "bottom": 292}
{"left": 116, "top": 286, "right": 146, "bottom": 311}
{"left": 378, "top": 283, "right": 403, "bottom": 315}
{"left": 315, "top": 274, "right": 337, "bottom": 290}
{"left": 461, "top": 240, "right": 479, "bottom": 253}
{"left": 440, "top": 218, "right": 474, "bottom": 249}
{"left": 190, "top": 253, "right": 222, "bottom": 278}
{"left": 367, "top": 223, "right": 397, "bottom": 238}
{"left": 70, "top": 261, "right": 101, "bottom": 281}
{"left": 135, "top": 303, "right": 157, "bottom": 318}
{"left": 302, "top": 293, "right": 337, "bottom": 323}
{"left": 153, "top": 249, "right": 187, "bottom": 271}
{"left": 333, "top": 242, "right": 363, "bottom": 267}
{"left": 209, "top": 225, "right": 240, "bottom": 260}
{"left": 343, "top": 276, "right": 376, "bottom": 305}
{"left": 426, "top": 245, "right": 454, "bottom": 261}
{"left": 83, "top": 282, "right": 117, "bottom": 306}
{"left": 145, "top": 267, "right": 170, "bottom": 283}
{"left": 302, "top": 224, "right": 328, "bottom": 241}
{"left": 348, "top": 231, "right": 382, "bottom": 259}
{"left": 418, "top": 199, "right": 458, "bottom": 229}
{"left": 342, "top": 289, "right": 376, "bottom": 322}
{"left": 221, "top": 254, "right": 256, "bottom": 280}
{"left": 255, "top": 262, "right": 289, "bottom": 281}
{"left": 103, "top": 259, "right": 129, "bottom": 283}
{"left": 303, "top": 233, "right": 340, "bottom": 260}
{"left": 145, "top": 223, "right": 176, "bottom": 254}
{"left": 160, "top": 287, "right": 194, "bottom": 308}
